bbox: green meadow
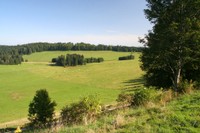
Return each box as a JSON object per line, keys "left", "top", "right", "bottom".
{"left": 0, "top": 51, "right": 143, "bottom": 123}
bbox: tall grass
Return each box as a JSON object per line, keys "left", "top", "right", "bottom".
{"left": 56, "top": 91, "right": 200, "bottom": 133}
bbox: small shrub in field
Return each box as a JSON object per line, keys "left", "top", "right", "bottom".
{"left": 132, "top": 88, "right": 150, "bottom": 106}
{"left": 178, "top": 80, "right": 193, "bottom": 94}
{"left": 116, "top": 93, "right": 133, "bottom": 104}
{"left": 61, "top": 95, "right": 102, "bottom": 125}
{"left": 114, "top": 114, "right": 125, "bottom": 128}
{"left": 160, "top": 89, "right": 174, "bottom": 105}
{"left": 194, "top": 80, "right": 200, "bottom": 89}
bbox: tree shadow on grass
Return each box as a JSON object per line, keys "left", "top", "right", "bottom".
{"left": 122, "top": 77, "right": 145, "bottom": 92}
{"left": 0, "top": 127, "right": 16, "bottom": 133}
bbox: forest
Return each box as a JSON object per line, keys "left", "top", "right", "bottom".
{"left": 0, "top": 42, "right": 143, "bottom": 65}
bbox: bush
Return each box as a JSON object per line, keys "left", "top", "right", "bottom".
{"left": 178, "top": 80, "right": 193, "bottom": 94}
{"left": 194, "top": 80, "right": 200, "bottom": 89}
{"left": 116, "top": 92, "right": 133, "bottom": 104}
{"left": 132, "top": 88, "right": 150, "bottom": 106}
{"left": 51, "top": 58, "right": 57, "bottom": 63}
{"left": 61, "top": 95, "right": 102, "bottom": 125}
{"left": 28, "top": 89, "right": 57, "bottom": 128}
{"left": 118, "top": 55, "right": 134, "bottom": 61}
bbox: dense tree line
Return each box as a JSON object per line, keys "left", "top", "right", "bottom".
{"left": 0, "top": 42, "right": 143, "bottom": 65}
{"left": 118, "top": 55, "right": 134, "bottom": 61}
{"left": 54, "top": 54, "right": 85, "bottom": 66}
{"left": 0, "top": 46, "right": 23, "bottom": 65}
{"left": 140, "top": 0, "right": 200, "bottom": 90}
{"left": 0, "top": 54, "right": 23, "bottom": 65}
{"left": 16, "top": 42, "right": 143, "bottom": 54}
{"left": 85, "top": 57, "right": 104, "bottom": 63}
{"left": 52, "top": 54, "right": 105, "bottom": 67}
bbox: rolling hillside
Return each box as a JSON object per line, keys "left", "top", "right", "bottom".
{"left": 0, "top": 51, "right": 143, "bottom": 124}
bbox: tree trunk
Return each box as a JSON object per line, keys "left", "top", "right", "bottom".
{"left": 173, "top": 59, "right": 182, "bottom": 92}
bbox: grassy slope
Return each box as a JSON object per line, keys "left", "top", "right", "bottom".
{"left": 59, "top": 91, "right": 200, "bottom": 133}
{"left": 0, "top": 51, "right": 143, "bottom": 123}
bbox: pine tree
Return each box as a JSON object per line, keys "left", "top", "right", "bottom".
{"left": 28, "top": 89, "right": 57, "bottom": 127}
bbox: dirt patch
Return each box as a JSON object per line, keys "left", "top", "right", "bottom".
{"left": 10, "top": 92, "right": 23, "bottom": 101}
{"left": 0, "top": 118, "right": 28, "bottom": 128}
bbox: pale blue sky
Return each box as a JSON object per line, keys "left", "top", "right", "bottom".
{"left": 0, "top": 0, "right": 151, "bottom": 46}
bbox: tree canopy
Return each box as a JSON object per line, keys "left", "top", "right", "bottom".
{"left": 28, "top": 89, "right": 57, "bottom": 127}
{"left": 140, "top": 0, "right": 200, "bottom": 90}
{"left": 0, "top": 42, "right": 143, "bottom": 65}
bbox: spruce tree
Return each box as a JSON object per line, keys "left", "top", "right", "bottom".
{"left": 28, "top": 89, "right": 57, "bottom": 127}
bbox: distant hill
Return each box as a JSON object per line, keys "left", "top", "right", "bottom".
{"left": 0, "top": 42, "right": 143, "bottom": 65}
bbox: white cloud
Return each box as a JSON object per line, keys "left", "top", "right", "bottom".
{"left": 57, "top": 34, "right": 143, "bottom": 47}
{"left": 0, "top": 34, "right": 144, "bottom": 47}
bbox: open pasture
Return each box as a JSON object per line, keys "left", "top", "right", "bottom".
{"left": 0, "top": 51, "right": 143, "bottom": 123}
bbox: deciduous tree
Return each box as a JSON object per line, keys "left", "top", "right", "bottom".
{"left": 140, "top": 0, "right": 200, "bottom": 90}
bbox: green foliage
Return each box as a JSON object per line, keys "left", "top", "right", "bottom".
{"left": 54, "top": 54, "right": 85, "bottom": 67}
{"left": 132, "top": 88, "right": 150, "bottom": 106}
{"left": 54, "top": 55, "right": 104, "bottom": 66}
{"left": 116, "top": 92, "right": 133, "bottom": 104}
{"left": 66, "top": 54, "right": 85, "bottom": 66}
{"left": 118, "top": 55, "right": 134, "bottom": 61}
{"left": 140, "top": 0, "right": 200, "bottom": 90}
{"left": 0, "top": 53, "right": 23, "bottom": 65}
{"left": 58, "top": 91, "right": 200, "bottom": 133}
{"left": 51, "top": 58, "right": 57, "bottom": 63}
{"left": 0, "top": 42, "right": 143, "bottom": 65}
{"left": 177, "top": 80, "right": 193, "bottom": 93}
{"left": 61, "top": 95, "right": 102, "bottom": 125}
{"left": 56, "top": 55, "right": 66, "bottom": 66}
{"left": 85, "top": 57, "right": 104, "bottom": 63}
{"left": 194, "top": 80, "right": 200, "bottom": 89}
{"left": 28, "top": 89, "right": 57, "bottom": 127}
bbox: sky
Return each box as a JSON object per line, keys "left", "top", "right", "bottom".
{"left": 0, "top": 0, "right": 152, "bottom": 46}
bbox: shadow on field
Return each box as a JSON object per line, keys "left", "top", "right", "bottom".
{"left": 0, "top": 127, "right": 16, "bottom": 133}
{"left": 122, "top": 77, "right": 144, "bottom": 92}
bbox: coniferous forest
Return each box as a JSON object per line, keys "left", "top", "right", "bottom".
{"left": 52, "top": 54, "right": 104, "bottom": 67}
{"left": 0, "top": 42, "right": 143, "bottom": 65}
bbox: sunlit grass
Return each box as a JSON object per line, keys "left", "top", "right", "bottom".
{"left": 0, "top": 51, "right": 144, "bottom": 123}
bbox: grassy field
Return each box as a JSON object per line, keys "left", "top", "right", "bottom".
{"left": 0, "top": 51, "right": 144, "bottom": 123}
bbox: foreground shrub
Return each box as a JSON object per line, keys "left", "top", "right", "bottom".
{"left": 132, "top": 88, "right": 150, "bottom": 106}
{"left": 178, "top": 80, "right": 193, "bottom": 94}
{"left": 28, "top": 89, "right": 57, "bottom": 128}
{"left": 116, "top": 92, "right": 133, "bottom": 104}
{"left": 194, "top": 81, "right": 200, "bottom": 90}
{"left": 61, "top": 95, "right": 102, "bottom": 125}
